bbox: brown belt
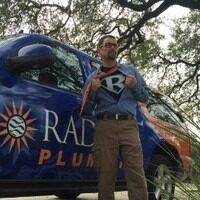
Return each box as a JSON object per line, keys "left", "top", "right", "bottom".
{"left": 96, "top": 113, "right": 134, "bottom": 120}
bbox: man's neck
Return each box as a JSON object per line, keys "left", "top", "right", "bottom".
{"left": 102, "top": 60, "right": 117, "bottom": 68}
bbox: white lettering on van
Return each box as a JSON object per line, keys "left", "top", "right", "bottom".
{"left": 43, "top": 109, "right": 94, "bottom": 147}
{"left": 63, "top": 115, "right": 79, "bottom": 144}
{"left": 81, "top": 118, "right": 95, "bottom": 147}
{"left": 43, "top": 109, "right": 62, "bottom": 143}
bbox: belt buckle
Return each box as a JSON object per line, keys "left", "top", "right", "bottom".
{"left": 115, "top": 114, "right": 119, "bottom": 120}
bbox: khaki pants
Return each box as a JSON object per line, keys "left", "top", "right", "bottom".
{"left": 93, "top": 119, "right": 148, "bottom": 200}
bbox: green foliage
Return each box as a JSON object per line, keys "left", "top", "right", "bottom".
{"left": 156, "top": 11, "right": 200, "bottom": 127}
{"left": 174, "top": 133, "right": 200, "bottom": 199}
{"left": 0, "top": 1, "right": 199, "bottom": 126}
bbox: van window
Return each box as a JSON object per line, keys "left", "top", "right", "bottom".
{"left": 147, "top": 91, "right": 184, "bottom": 127}
{"left": 19, "top": 45, "right": 84, "bottom": 93}
{"left": 51, "top": 46, "right": 84, "bottom": 92}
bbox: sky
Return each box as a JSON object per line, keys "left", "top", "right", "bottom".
{"left": 160, "top": 5, "right": 190, "bottom": 18}
{"left": 158, "top": 5, "right": 190, "bottom": 47}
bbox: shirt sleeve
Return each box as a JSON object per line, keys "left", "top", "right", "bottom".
{"left": 129, "top": 65, "right": 149, "bottom": 103}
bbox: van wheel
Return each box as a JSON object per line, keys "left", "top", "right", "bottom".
{"left": 56, "top": 193, "right": 80, "bottom": 199}
{"left": 146, "top": 155, "right": 176, "bottom": 200}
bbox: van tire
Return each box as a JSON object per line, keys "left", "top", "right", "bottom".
{"left": 56, "top": 193, "right": 80, "bottom": 199}
{"left": 146, "top": 154, "right": 176, "bottom": 200}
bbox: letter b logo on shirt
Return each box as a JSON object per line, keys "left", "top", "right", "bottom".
{"left": 101, "top": 74, "right": 125, "bottom": 94}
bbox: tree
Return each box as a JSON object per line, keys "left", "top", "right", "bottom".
{"left": 0, "top": 0, "right": 199, "bottom": 126}
{"left": 126, "top": 10, "right": 200, "bottom": 128}
{"left": 1, "top": 1, "right": 199, "bottom": 51}
{"left": 157, "top": 11, "right": 200, "bottom": 127}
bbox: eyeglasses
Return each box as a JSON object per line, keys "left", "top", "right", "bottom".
{"left": 101, "top": 42, "right": 118, "bottom": 48}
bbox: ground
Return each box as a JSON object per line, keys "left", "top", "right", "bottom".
{"left": 1, "top": 184, "right": 199, "bottom": 200}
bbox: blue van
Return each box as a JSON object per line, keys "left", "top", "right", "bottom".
{"left": 0, "top": 33, "right": 191, "bottom": 200}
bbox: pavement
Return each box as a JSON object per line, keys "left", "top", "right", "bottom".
{"left": 0, "top": 192, "right": 126, "bottom": 200}
{"left": 0, "top": 185, "right": 198, "bottom": 200}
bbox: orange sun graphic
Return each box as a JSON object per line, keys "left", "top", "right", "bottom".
{"left": 0, "top": 101, "right": 37, "bottom": 153}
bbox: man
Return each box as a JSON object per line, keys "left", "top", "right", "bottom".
{"left": 81, "top": 35, "right": 148, "bottom": 200}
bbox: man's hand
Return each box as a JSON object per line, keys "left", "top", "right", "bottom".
{"left": 125, "top": 74, "right": 137, "bottom": 89}
{"left": 91, "top": 78, "right": 101, "bottom": 92}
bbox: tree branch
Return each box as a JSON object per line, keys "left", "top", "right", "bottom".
{"left": 118, "top": 0, "right": 173, "bottom": 53}
{"left": 158, "top": 54, "right": 200, "bottom": 103}
{"left": 175, "top": 0, "right": 200, "bottom": 9}
{"left": 117, "top": 0, "right": 200, "bottom": 10}
{"left": 116, "top": 0, "right": 162, "bottom": 11}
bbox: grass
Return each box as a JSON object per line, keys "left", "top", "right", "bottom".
{"left": 174, "top": 183, "right": 199, "bottom": 200}
{"left": 173, "top": 131, "right": 200, "bottom": 200}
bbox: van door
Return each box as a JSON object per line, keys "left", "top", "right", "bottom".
{"left": 0, "top": 43, "right": 95, "bottom": 180}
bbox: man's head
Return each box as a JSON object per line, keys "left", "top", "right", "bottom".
{"left": 97, "top": 35, "right": 119, "bottom": 62}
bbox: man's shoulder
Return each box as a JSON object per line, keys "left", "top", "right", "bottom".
{"left": 119, "top": 63, "right": 137, "bottom": 73}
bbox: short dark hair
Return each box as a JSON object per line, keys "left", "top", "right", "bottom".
{"left": 97, "top": 35, "right": 116, "bottom": 49}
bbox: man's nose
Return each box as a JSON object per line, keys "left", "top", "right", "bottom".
{"left": 110, "top": 45, "right": 116, "bottom": 49}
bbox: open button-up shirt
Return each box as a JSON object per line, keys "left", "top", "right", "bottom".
{"left": 82, "top": 64, "right": 148, "bottom": 119}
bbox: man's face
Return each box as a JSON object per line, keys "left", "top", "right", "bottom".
{"left": 98, "top": 37, "right": 119, "bottom": 61}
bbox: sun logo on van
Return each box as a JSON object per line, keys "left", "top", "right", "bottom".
{"left": 0, "top": 101, "right": 37, "bottom": 153}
